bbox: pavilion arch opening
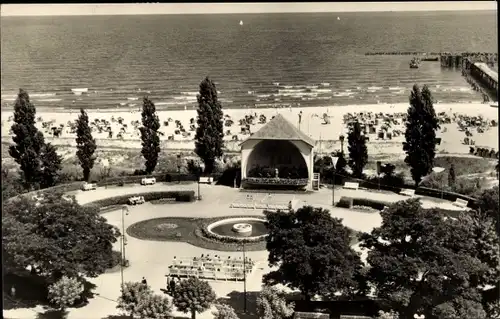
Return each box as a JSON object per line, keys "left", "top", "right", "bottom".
{"left": 246, "top": 140, "right": 309, "bottom": 179}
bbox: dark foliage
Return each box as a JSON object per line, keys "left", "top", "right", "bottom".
{"left": 76, "top": 109, "right": 97, "bottom": 181}
{"left": 264, "top": 206, "right": 367, "bottom": 301}
{"left": 8, "top": 89, "right": 46, "bottom": 190}
{"left": 361, "top": 198, "right": 499, "bottom": 319}
{"left": 40, "top": 142, "right": 62, "bottom": 189}
{"left": 403, "top": 84, "right": 440, "bottom": 186}
{"left": 139, "top": 97, "right": 161, "bottom": 174}
{"left": 3, "top": 192, "right": 120, "bottom": 281}
{"left": 348, "top": 121, "right": 368, "bottom": 178}
{"left": 194, "top": 77, "right": 224, "bottom": 174}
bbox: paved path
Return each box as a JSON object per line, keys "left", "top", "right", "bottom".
{"left": 4, "top": 183, "right": 466, "bottom": 319}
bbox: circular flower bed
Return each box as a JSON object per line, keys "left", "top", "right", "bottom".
{"left": 126, "top": 217, "right": 266, "bottom": 251}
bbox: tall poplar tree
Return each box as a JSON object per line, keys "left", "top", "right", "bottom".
{"left": 8, "top": 89, "right": 45, "bottom": 190}
{"left": 139, "top": 97, "right": 161, "bottom": 174}
{"left": 403, "top": 84, "right": 440, "bottom": 186}
{"left": 76, "top": 109, "right": 97, "bottom": 181}
{"left": 40, "top": 142, "right": 62, "bottom": 189}
{"left": 347, "top": 121, "right": 368, "bottom": 178}
{"left": 194, "top": 77, "right": 224, "bottom": 174}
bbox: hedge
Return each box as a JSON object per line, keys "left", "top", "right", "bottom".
{"left": 337, "top": 197, "right": 353, "bottom": 209}
{"left": 83, "top": 191, "right": 195, "bottom": 208}
{"left": 6, "top": 181, "right": 85, "bottom": 204}
{"left": 352, "top": 198, "right": 391, "bottom": 211}
{"left": 343, "top": 177, "right": 477, "bottom": 208}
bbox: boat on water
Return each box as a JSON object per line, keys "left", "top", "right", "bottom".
{"left": 421, "top": 57, "right": 439, "bottom": 62}
{"left": 239, "top": 20, "right": 243, "bottom": 26}
{"left": 409, "top": 57, "right": 420, "bottom": 69}
{"left": 71, "top": 88, "right": 88, "bottom": 95}
{"left": 337, "top": 17, "right": 340, "bottom": 20}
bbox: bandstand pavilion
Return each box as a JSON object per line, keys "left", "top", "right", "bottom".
{"left": 239, "top": 114, "right": 317, "bottom": 190}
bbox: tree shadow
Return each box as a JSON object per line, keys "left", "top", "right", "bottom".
{"left": 2, "top": 272, "right": 96, "bottom": 311}
{"left": 217, "top": 290, "right": 260, "bottom": 319}
{"left": 3, "top": 272, "right": 50, "bottom": 310}
{"left": 36, "top": 309, "right": 67, "bottom": 319}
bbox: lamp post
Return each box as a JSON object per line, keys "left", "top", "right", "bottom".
{"left": 177, "top": 154, "right": 181, "bottom": 183}
{"left": 432, "top": 166, "right": 445, "bottom": 199}
{"left": 238, "top": 243, "right": 247, "bottom": 313}
{"left": 197, "top": 163, "right": 205, "bottom": 200}
{"left": 339, "top": 135, "right": 345, "bottom": 154}
{"left": 120, "top": 205, "right": 129, "bottom": 288}
{"left": 331, "top": 156, "right": 339, "bottom": 206}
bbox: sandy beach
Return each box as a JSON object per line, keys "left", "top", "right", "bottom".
{"left": 1, "top": 102, "right": 498, "bottom": 155}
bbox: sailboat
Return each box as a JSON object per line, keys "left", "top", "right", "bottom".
{"left": 239, "top": 20, "right": 243, "bottom": 26}
{"left": 337, "top": 16, "right": 340, "bottom": 20}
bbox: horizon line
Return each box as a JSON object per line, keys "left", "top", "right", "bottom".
{"left": 1, "top": 9, "right": 496, "bottom": 18}
{"left": 1, "top": 2, "right": 496, "bottom": 17}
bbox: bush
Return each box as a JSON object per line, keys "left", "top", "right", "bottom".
{"left": 337, "top": 196, "right": 353, "bottom": 208}
{"left": 108, "top": 250, "right": 122, "bottom": 269}
{"left": 84, "top": 191, "right": 196, "bottom": 208}
{"left": 352, "top": 198, "right": 391, "bottom": 210}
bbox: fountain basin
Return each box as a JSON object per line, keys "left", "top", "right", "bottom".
{"left": 206, "top": 217, "right": 268, "bottom": 241}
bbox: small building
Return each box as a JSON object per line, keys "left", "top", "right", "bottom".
{"left": 240, "top": 114, "right": 316, "bottom": 190}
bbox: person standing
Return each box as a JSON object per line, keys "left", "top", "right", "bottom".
{"left": 141, "top": 277, "right": 147, "bottom": 285}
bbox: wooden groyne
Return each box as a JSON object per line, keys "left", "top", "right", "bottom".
{"left": 365, "top": 51, "right": 442, "bottom": 56}
{"left": 439, "top": 52, "right": 498, "bottom": 68}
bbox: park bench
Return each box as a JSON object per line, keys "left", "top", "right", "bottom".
{"left": 400, "top": 188, "right": 415, "bottom": 197}
{"left": 141, "top": 177, "right": 156, "bottom": 185}
{"left": 81, "top": 182, "right": 97, "bottom": 191}
{"left": 199, "top": 176, "right": 213, "bottom": 184}
{"left": 343, "top": 182, "right": 359, "bottom": 190}
{"left": 453, "top": 198, "right": 469, "bottom": 208}
{"left": 128, "top": 196, "right": 145, "bottom": 205}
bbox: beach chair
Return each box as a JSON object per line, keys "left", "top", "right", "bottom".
{"left": 400, "top": 189, "right": 415, "bottom": 197}
{"left": 343, "top": 182, "right": 359, "bottom": 190}
{"left": 453, "top": 198, "right": 469, "bottom": 208}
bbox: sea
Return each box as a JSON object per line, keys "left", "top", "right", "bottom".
{"left": 1, "top": 10, "right": 497, "bottom": 112}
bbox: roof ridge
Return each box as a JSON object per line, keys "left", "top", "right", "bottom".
{"left": 241, "top": 113, "right": 315, "bottom": 146}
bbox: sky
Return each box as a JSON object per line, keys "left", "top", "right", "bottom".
{"left": 0, "top": 2, "right": 497, "bottom": 17}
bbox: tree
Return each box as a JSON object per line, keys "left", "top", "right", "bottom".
{"left": 8, "top": 89, "right": 46, "bottom": 190}
{"left": 117, "top": 281, "right": 154, "bottom": 317}
{"left": 48, "top": 276, "right": 83, "bottom": 310}
{"left": 76, "top": 108, "right": 97, "bottom": 181}
{"left": 256, "top": 285, "right": 294, "bottom": 319}
{"left": 477, "top": 186, "right": 499, "bottom": 233}
{"left": 212, "top": 303, "right": 240, "bottom": 319}
{"left": 194, "top": 76, "right": 224, "bottom": 174}
{"left": 1, "top": 167, "right": 24, "bottom": 200}
{"left": 347, "top": 121, "right": 368, "bottom": 178}
{"left": 2, "top": 192, "right": 119, "bottom": 280}
{"left": 135, "top": 294, "right": 172, "bottom": 319}
{"left": 139, "top": 97, "right": 161, "bottom": 174}
{"left": 403, "top": 84, "right": 440, "bottom": 186}
{"left": 40, "top": 142, "right": 62, "bottom": 188}
{"left": 448, "top": 163, "right": 456, "bottom": 187}
{"left": 264, "top": 206, "right": 366, "bottom": 301}
{"left": 360, "top": 198, "right": 500, "bottom": 319}
{"left": 172, "top": 277, "right": 217, "bottom": 319}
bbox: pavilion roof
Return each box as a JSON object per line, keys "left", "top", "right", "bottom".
{"left": 240, "top": 113, "right": 315, "bottom": 147}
